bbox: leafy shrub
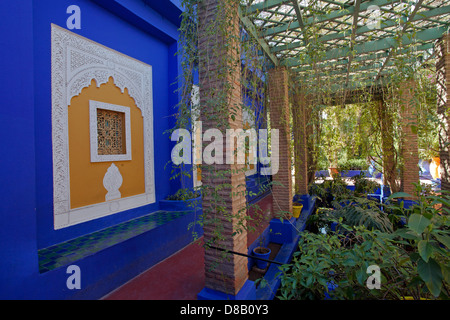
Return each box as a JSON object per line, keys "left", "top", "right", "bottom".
{"left": 316, "top": 158, "right": 330, "bottom": 171}
{"left": 332, "top": 197, "right": 394, "bottom": 233}
{"left": 337, "top": 158, "right": 369, "bottom": 171}
{"left": 278, "top": 188, "right": 450, "bottom": 300}
{"left": 278, "top": 226, "right": 417, "bottom": 300}
{"left": 309, "top": 174, "right": 351, "bottom": 207}
{"left": 351, "top": 173, "right": 380, "bottom": 196}
{"left": 388, "top": 188, "right": 450, "bottom": 298}
{"left": 305, "top": 207, "right": 335, "bottom": 234}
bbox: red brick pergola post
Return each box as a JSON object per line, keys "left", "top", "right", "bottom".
{"left": 436, "top": 33, "right": 450, "bottom": 193}
{"left": 268, "top": 66, "right": 293, "bottom": 217}
{"left": 399, "top": 79, "right": 419, "bottom": 196}
{"left": 197, "top": 0, "right": 248, "bottom": 296}
{"left": 292, "top": 92, "right": 309, "bottom": 196}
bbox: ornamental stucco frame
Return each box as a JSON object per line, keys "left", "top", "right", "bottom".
{"left": 51, "top": 24, "right": 155, "bottom": 229}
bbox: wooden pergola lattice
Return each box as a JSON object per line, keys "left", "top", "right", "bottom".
{"left": 240, "top": 0, "right": 450, "bottom": 96}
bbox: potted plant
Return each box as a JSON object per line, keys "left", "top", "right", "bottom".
{"left": 293, "top": 202, "right": 303, "bottom": 218}
{"left": 252, "top": 234, "right": 271, "bottom": 270}
{"left": 328, "top": 162, "right": 339, "bottom": 177}
{"left": 328, "top": 148, "right": 340, "bottom": 177}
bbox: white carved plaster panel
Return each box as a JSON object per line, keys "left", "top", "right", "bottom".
{"left": 51, "top": 24, "right": 155, "bottom": 229}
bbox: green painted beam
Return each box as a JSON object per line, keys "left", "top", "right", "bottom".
{"left": 290, "top": 0, "right": 308, "bottom": 44}
{"left": 244, "top": 0, "right": 352, "bottom": 15}
{"left": 328, "top": 79, "right": 384, "bottom": 93}
{"left": 344, "top": 0, "right": 362, "bottom": 89}
{"left": 297, "top": 68, "right": 389, "bottom": 84}
{"left": 319, "top": 0, "right": 350, "bottom": 8}
{"left": 296, "top": 76, "right": 387, "bottom": 94}
{"left": 262, "top": 0, "right": 403, "bottom": 37}
{"left": 239, "top": 6, "right": 280, "bottom": 66}
{"left": 374, "top": 0, "right": 424, "bottom": 82}
{"left": 283, "top": 25, "right": 448, "bottom": 67}
{"left": 292, "top": 42, "right": 434, "bottom": 72}
{"left": 243, "top": 0, "right": 292, "bottom": 15}
{"left": 296, "top": 56, "right": 420, "bottom": 78}
{"left": 271, "top": 4, "right": 450, "bottom": 53}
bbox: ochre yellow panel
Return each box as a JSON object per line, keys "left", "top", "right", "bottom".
{"left": 68, "top": 77, "right": 145, "bottom": 209}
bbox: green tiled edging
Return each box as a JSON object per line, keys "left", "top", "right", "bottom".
{"left": 38, "top": 210, "right": 191, "bottom": 273}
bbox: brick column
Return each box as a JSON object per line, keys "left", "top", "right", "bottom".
{"left": 292, "top": 92, "right": 308, "bottom": 195}
{"left": 268, "top": 66, "right": 292, "bottom": 217}
{"left": 198, "top": 0, "right": 248, "bottom": 296}
{"left": 436, "top": 34, "right": 450, "bottom": 192}
{"left": 399, "top": 80, "right": 419, "bottom": 196}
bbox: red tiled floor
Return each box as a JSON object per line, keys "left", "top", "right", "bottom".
{"left": 101, "top": 194, "right": 273, "bottom": 300}
{"left": 102, "top": 239, "right": 205, "bottom": 300}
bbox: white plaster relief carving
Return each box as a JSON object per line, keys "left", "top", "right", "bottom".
{"left": 103, "top": 163, "right": 123, "bottom": 201}
{"left": 51, "top": 24, "right": 155, "bottom": 229}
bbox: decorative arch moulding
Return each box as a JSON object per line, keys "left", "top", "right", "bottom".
{"left": 51, "top": 24, "right": 155, "bottom": 229}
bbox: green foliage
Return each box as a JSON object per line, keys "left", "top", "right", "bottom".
{"left": 279, "top": 188, "right": 450, "bottom": 300}
{"left": 337, "top": 158, "right": 369, "bottom": 171}
{"left": 316, "top": 158, "right": 330, "bottom": 171}
{"left": 415, "top": 69, "right": 440, "bottom": 160}
{"left": 320, "top": 104, "right": 376, "bottom": 168}
{"left": 308, "top": 174, "right": 351, "bottom": 207}
{"left": 351, "top": 173, "right": 380, "bottom": 196}
{"left": 305, "top": 208, "right": 335, "bottom": 234}
{"left": 332, "top": 198, "right": 394, "bottom": 233}
{"left": 389, "top": 188, "right": 450, "bottom": 298}
{"left": 165, "top": 188, "right": 200, "bottom": 201}
{"left": 278, "top": 226, "right": 416, "bottom": 300}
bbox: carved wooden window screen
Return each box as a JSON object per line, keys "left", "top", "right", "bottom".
{"left": 97, "top": 108, "right": 126, "bottom": 155}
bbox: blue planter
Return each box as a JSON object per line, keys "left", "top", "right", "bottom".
{"left": 346, "top": 185, "right": 356, "bottom": 192}
{"left": 324, "top": 280, "right": 338, "bottom": 300}
{"left": 315, "top": 170, "right": 330, "bottom": 178}
{"left": 340, "top": 170, "right": 362, "bottom": 178}
{"left": 330, "top": 221, "right": 338, "bottom": 232}
{"left": 159, "top": 196, "right": 202, "bottom": 211}
{"left": 252, "top": 247, "right": 271, "bottom": 269}
{"left": 270, "top": 217, "right": 295, "bottom": 244}
{"left": 398, "top": 199, "right": 417, "bottom": 209}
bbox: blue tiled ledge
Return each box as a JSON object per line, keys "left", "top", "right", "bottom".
{"left": 38, "top": 210, "right": 192, "bottom": 273}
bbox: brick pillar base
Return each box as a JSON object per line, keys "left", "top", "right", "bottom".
{"left": 399, "top": 80, "right": 419, "bottom": 197}
{"left": 436, "top": 34, "right": 450, "bottom": 192}
{"left": 268, "top": 67, "right": 292, "bottom": 217}
{"left": 292, "top": 92, "right": 308, "bottom": 195}
{"left": 198, "top": 0, "right": 248, "bottom": 296}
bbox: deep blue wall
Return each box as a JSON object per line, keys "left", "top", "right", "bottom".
{"left": 0, "top": 0, "right": 38, "bottom": 301}
{"left": 0, "top": 0, "right": 185, "bottom": 299}
{"left": 34, "top": 0, "right": 180, "bottom": 249}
